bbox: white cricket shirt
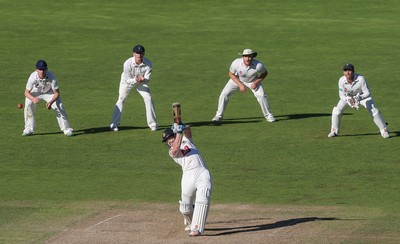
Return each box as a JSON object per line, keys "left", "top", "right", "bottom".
{"left": 26, "top": 71, "right": 58, "bottom": 94}
{"left": 169, "top": 136, "right": 208, "bottom": 173}
{"left": 229, "top": 58, "right": 267, "bottom": 83}
{"left": 338, "top": 73, "right": 371, "bottom": 100}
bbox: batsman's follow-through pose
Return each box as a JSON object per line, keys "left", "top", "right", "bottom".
{"left": 212, "top": 48, "right": 275, "bottom": 123}
{"left": 22, "top": 60, "right": 73, "bottom": 137}
{"left": 110, "top": 44, "right": 158, "bottom": 131}
{"left": 328, "top": 63, "right": 390, "bottom": 139}
{"left": 162, "top": 124, "right": 212, "bottom": 237}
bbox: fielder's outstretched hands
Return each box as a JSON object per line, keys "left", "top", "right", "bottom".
{"left": 239, "top": 83, "right": 247, "bottom": 93}
{"left": 135, "top": 75, "right": 145, "bottom": 83}
{"left": 33, "top": 97, "right": 41, "bottom": 104}
{"left": 251, "top": 82, "right": 260, "bottom": 91}
{"left": 45, "top": 102, "right": 52, "bottom": 110}
{"left": 346, "top": 96, "right": 359, "bottom": 110}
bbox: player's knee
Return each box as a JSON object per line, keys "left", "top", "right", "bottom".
{"left": 196, "top": 188, "right": 211, "bottom": 205}
{"left": 332, "top": 107, "right": 341, "bottom": 116}
{"left": 219, "top": 91, "right": 231, "bottom": 99}
{"left": 116, "top": 98, "right": 126, "bottom": 105}
{"left": 371, "top": 107, "right": 380, "bottom": 116}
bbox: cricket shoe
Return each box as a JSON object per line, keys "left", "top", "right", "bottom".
{"left": 211, "top": 116, "right": 223, "bottom": 125}
{"left": 380, "top": 127, "right": 390, "bottom": 139}
{"left": 266, "top": 114, "right": 276, "bottom": 122}
{"left": 64, "top": 128, "right": 74, "bottom": 137}
{"left": 328, "top": 132, "right": 337, "bottom": 138}
{"left": 184, "top": 225, "right": 191, "bottom": 231}
{"left": 150, "top": 126, "right": 158, "bottom": 131}
{"left": 22, "top": 129, "right": 34, "bottom": 136}
{"left": 189, "top": 229, "right": 201, "bottom": 237}
{"left": 212, "top": 116, "right": 222, "bottom": 122}
{"left": 110, "top": 124, "right": 119, "bottom": 131}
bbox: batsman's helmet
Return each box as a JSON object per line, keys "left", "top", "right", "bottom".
{"left": 162, "top": 128, "right": 175, "bottom": 142}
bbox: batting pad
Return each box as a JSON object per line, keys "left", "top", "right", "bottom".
{"left": 191, "top": 202, "right": 209, "bottom": 233}
{"left": 179, "top": 200, "right": 193, "bottom": 226}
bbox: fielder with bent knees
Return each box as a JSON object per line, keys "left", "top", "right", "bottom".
{"left": 328, "top": 63, "right": 390, "bottom": 139}
{"left": 162, "top": 124, "right": 212, "bottom": 237}
{"left": 22, "top": 60, "right": 73, "bottom": 137}
{"left": 109, "top": 44, "right": 158, "bottom": 132}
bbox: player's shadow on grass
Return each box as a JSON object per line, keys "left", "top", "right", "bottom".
{"left": 29, "top": 131, "right": 64, "bottom": 136}
{"left": 22, "top": 126, "right": 150, "bottom": 136}
{"left": 188, "top": 118, "right": 264, "bottom": 127}
{"left": 72, "top": 126, "right": 148, "bottom": 135}
{"left": 390, "top": 131, "right": 400, "bottom": 137}
{"left": 189, "top": 112, "right": 348, "bottom": 126}
{"left": 339, "top": 130, "right": 400, "bottom": 138}
{"left": 205, "top": 217, "right": 337, "bottom": 236}
{"left": 276, "top": 113, "right": 347, "bottom": 121}
{"left": 186, "top": 113, "right": 338, "bottom": 127}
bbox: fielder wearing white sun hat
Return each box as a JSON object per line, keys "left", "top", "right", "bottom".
{"left": 211, "top": 47, "right": 276, "bottom": 124}
{"left": 238, "top": 49, "right": 257, "bottom": 57}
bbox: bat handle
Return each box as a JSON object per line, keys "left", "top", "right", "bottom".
{"left": 174, "top": 118, "right": 182, "bottom": 124}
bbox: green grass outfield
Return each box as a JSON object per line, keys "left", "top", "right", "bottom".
{"left": 1, "top": 0, "right": 399, "bottom": 242}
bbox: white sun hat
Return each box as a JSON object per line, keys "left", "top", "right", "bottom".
{"left": 238, "top": 49, "right": 257, "bottom": 57}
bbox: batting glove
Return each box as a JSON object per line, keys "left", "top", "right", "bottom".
{"left": 176, "top": 124, "right": 186, "bottom": 133}
{"left": 171, "top": 123, "right": 178, "bottom": 133}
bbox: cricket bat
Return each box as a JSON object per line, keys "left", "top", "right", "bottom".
{"left": 172, "top": 102, "right": 182, "bottom": 124}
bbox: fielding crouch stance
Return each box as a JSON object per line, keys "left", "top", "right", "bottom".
{"left": 212, "top": 48, "right": 275, "bottom": 123}
{"left": 162, "top": 124, "right": 212, "bottom": 236}
{"left": 22, "top": 60, "right": 73, "bottom": 137}
{"left": 328, "top": 63, "right": 389, "bottom": 138}
{"left": 110, "top": 44, "right": 158, "bottom": 131}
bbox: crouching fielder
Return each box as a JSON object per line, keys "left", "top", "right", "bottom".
{"left": 328, "top": 64, "right": 389, "bottom": 139}
{"left": 162, "top": 124, "right": 212, "bottom": 237}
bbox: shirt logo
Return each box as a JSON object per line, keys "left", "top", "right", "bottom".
{"left": 181, "top": 145, "right": 191, "bottom": 156}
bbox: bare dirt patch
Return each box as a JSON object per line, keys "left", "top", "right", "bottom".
{"left": 46, "top": 203, "right": 399, "bottom": 244}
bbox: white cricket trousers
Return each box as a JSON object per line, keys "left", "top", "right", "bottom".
{"left": 215, "top": 79, "right": 273, "bottom": 118}
{"left": 24, "top": 93, "right": 72, "bottom": 133}
{"left": 181, "top": 167, "right": 212, "bottom": 206}
{"left": 111, "top": 78, "right": 157, "bottom": 129}
{"left": 331, "top": 97, "right": 387, "bottom": 133}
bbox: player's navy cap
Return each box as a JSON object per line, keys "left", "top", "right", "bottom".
{"left": 343, "top": 63, "right": 354, "bottom": 71}
{"left": 162, "top": 128, "right": 175, "bottom": 142}
{"left": 35, "top": 60, "right": 48, "bottom": 70}
{"left": 133, "top": 45, "right": 145, "bottom": 53}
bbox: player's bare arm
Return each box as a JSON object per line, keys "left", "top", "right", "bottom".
{"left": 170, "top": 133, "right": 183, "bottom": 157}
{"left": 46, "top": 89, "right": 60, "bottom": 110}
{"left": 229, "top": 71, "right": 246, "bottom": 92}
{"left": 251, "top": 71, "right": 268, "bottom": 90}
{"left": 25, "top": 89, "right": 40, "bottom": 104}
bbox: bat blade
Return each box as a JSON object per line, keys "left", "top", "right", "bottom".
{"left": 172, "top": 102, "right": 181, "bottom": 124}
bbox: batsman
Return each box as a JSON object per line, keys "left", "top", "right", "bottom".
{"left": 162, "top": 103, "right": 212, "bottom": 237}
